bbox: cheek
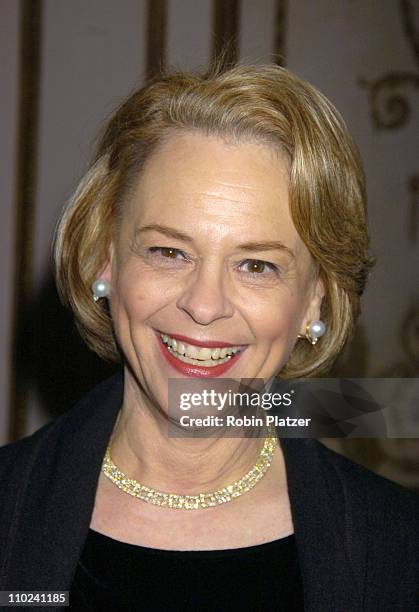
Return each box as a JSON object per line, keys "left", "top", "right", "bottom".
{"left": 111, "top": 266, "right": 175, "bottom": 330}
{"left": 246, "top": 290, "right": 305, "bottom": 346}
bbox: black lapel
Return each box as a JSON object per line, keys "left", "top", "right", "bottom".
{"left": 3, "top": 374, "right": 124, "bottom": 592}
{"left": 280, "top": 437, "right": 367, "bottom": 611}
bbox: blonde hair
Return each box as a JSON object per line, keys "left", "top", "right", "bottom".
{"left": 54, "top": 63, "right": 374, "bottom": 377}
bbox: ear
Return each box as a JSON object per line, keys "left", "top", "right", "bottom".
{"left": 299, "top": 274, "right": 326, "bottom": 336}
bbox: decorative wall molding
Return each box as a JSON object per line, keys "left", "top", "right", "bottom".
{"left": 146, "top": 0, "right": 167, "bottom": 79}
{"left": 212, "top": 0, "right": 240, "bottom": 65}
{"left": 408, "top": 173, "right": 419, "bottom": 244}
{"left": 360, "top": 0, "right": 419, "bottom": 130}
{"left": 274, "top": 0, "right": 288, "bottom": 66}
{"left": 9, "top": 0, "right": 42, "bottom": 442}
{"left": 357, "top": 0, "right": 419, "bottom": 382}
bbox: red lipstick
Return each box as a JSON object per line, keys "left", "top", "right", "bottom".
{"left": 155, "top": 332, "right": 246, "bottom": 378}
{"left": 157, "top": 331, "right": 243, "bottom": 349}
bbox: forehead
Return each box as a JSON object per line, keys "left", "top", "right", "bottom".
{"left": 131, "top": 131, "right": 289, "bottom": 214}
{"left": 121, "top": 131, "right": 310, "bottom": 265}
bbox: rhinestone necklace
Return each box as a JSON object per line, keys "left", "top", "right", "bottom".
{"left": 101, "top": 427, "right": 278, "bottom": 510}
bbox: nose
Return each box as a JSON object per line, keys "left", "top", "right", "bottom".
{"left": 176, "top": 261, "right": 234, "bottom": 325}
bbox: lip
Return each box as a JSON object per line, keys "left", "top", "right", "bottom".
{"left": 155, "top": 331, "right": 247, "bottom": 378}
{"left": 156, "top": 330, "right": 246, "bottom": 349}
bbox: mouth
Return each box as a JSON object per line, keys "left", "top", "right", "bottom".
{"left": 155, "top": 330, "right": 248, "bottom": 377}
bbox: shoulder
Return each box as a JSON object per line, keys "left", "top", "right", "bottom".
{"left": 315, "top": 439, "right": 419, "bottom": 500}
{"left": 0, "top": 424, "right": 52, "bottom": 481}
{"left": 314, "top": 439, "right": 419, "bottom": 526}
{"left": 0, "top": 372, "right": 123, "bottom": 483}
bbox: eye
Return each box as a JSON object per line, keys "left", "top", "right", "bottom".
{"left": 239, "top": 259, "right": 279, "bottom": 275}
{"left": 148, "top": 247, "right": 185, "bottom": 260}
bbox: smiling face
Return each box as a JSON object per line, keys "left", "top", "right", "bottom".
{"left": 101, "top": 131, "right": 324, "bottom": 404}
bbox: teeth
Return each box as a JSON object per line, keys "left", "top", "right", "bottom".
{"left": 196, "top": 347, "right": 212, "bottom": 360}
{"left": 160, "top": 333, "right": 243, "bottom": 364}
{"left": 185, "top": 344, "right": 199, "bottom": 359}
{"left": 169, "top": 352, "right": 232, "bottom": 367}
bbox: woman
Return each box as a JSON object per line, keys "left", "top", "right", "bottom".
{"left": 0, "top": 63, "right": 418, "bottom": 611}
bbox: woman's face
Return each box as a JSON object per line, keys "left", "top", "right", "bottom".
{"left": 102, "top": 131, "right": 324, "bottom": 400}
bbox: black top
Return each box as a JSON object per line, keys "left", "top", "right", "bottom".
{"left": 69, "top": 529, "right": 304, "bottom": 611}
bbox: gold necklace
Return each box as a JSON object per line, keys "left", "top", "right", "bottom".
{"left": 102, "top": 427, "right": 278, "bottom": 510}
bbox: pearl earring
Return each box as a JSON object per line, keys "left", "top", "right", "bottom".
{"left": 91, "top": 279, "right": 110, "bottom": 302}
{"left": 298, "top": 320, "right": 326, "bottom": 345}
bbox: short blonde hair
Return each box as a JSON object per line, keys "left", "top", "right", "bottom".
{"left": 54, "top": 63, "right": 374, "bottom": 377}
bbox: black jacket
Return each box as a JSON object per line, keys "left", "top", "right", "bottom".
{"left": 0, "top": 373, "right": 418, "bottom": 611}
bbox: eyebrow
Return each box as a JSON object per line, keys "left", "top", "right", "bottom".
{"left": 135, "top": 224, "right": 295, "bottom": 259}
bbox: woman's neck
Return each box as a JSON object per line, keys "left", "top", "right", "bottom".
{"left": 108, "top": 371, "right": 271, "bottom": 494}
